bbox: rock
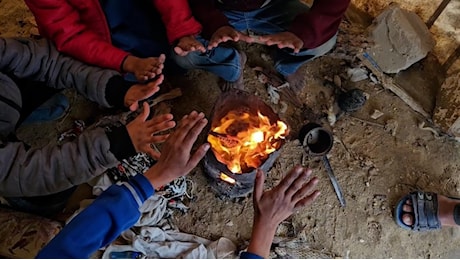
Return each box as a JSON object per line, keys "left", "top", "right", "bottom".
{"left": 334, "top": 75, "right": 342, "bottom": 87}
{"left": 367, "top": 4, "right": 434, "bottom": 74}
{"left": 433, "top": 73, "right": 460, "bottom": 138}
{"left": 370, "top": 109, "right": 384, "bottom": 119}
{"left": 347, "top": 68, "right": 368, "bottom": 82}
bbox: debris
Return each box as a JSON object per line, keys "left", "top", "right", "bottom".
{"left": 338, "top": 89, "right": 367, "bottom": 112}
{"left": 369, "top": 73, "right": 379, "bottom": 84}
{"left": 384, "top": 119, "right": 399, "bottom": 136}
{"left": 260, "top": 53, "right": 271, "bottom": 62}
{"left": 367, "top": 4, "right": 435, "bottom": 74}
{"left": 267, "top": 85, "right": 281, "bottom": 104}
{"left": 349, "top": 115, "right": 385, "bottom": 128}
{"left": 225, "top": 221, "right": 234, "bottom": 227}
{"left": 58, "top": 120, "right": 85, "bottom": 142}
{"left": 370, "top": 109, "right": 384, "bottom": 119}
{"left": 418, "top": 121, "right": 442, "bottom": 139}
{"left": 334, "top": 75, "right": 342, "bottom": 88}
{"left": 327, "top": 106, "right": 337, "bottom": 126}
{"left": 347, "top": 68, "right": 369, "bottom": 82}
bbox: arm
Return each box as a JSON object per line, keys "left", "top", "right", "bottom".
{"left": 24, "top": 0, "right": 128, "bottom": 71}
{"left": 37, "top": 174, "right": 153, "bottom": 258}
{"left": 189, "top": 0, "right": 229, "bottom": 40}
{"left": 152, "top": 0, "right": 202, "bottom": 43}
{"left": 0, "top": 38, "right": 124, "bottom": 108}
{"left": 0, "top": 102, "right": 174, "bottom": 197}
{"left": 37, "top": 110, "right": 210, "bottom": 258}
{"left": 243, "top": 167, "right": 320, "bottom": 258}
{"left": 289, "top": 0, "right": 351, "bottom": 49}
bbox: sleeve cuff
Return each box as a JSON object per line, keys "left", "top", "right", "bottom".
{"left": 127, "top": 174, "right": 155, "bottom": 204}
{"left": 240, "top": 252, "right": 264, "bottom": 259}
{"left": 105, "top": 75, "right": 135, "bottom": 109}
{"left": 106, "top": 125, "right": 137, "bottom": 161}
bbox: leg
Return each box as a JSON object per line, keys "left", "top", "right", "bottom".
{"left": 172, "top": 36, "right": 243, "bottom": 82}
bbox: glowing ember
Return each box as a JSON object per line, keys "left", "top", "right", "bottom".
{"left": 219, "top": 172, "right": 236, "bottom": 184}
{"left": 208, "top": 110, "right": 288, "bottom": 174}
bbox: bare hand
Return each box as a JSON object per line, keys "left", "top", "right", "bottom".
{"left": 247, "top": 166, "right": 319, "bottom": 258}
{"left": 144, "top": 111, "right": 209, "bottom": 188}
{"left": 125, "top": 75, "right": 163, "bottom": 111}
{"left": 258, "top": 32, "right": 304, "bottom": 53}
{"left": 126, "top": 102, "right": 176, "bottom": 159}
{"left": 208, "top": 26, "right": 253, "bottom": 50}
{"left": 122, "top": 55, "right": 166, "bottom": 82}
{"left": 174, "top": 36, "right": 206, "bottom": 56}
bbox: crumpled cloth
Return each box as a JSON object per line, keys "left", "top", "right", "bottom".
{"left": 103, "top": 226, "right": 236, "bottom": 259}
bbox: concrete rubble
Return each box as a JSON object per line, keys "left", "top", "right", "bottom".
{"left": 367, "top": 4, "right": 435, "bottom": 74}
{"left": 433, "top": 73, "right": 460, "bottom": 138}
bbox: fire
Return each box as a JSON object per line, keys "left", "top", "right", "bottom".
{"left": 208, "top": 110, "right": 288, "bottom": 174}
{"left": 220, "top": 172, "right": 236, "bottom": 184}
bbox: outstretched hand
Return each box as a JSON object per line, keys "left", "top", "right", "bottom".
{"left": 258, "top": 32, "right": 304, "bottom": 53}
{"left": 144, "top": 111, "right": 209, "bottom": 188}
{"left": 208, "top": 26, "right": 253, "bottom": 50}
{"left": 126, "top": 102, "right": 176, "bottom": 159}
{"left": 247, "top": 166, "right": 320, "bottom": 258}
{"left": 125, "top": 75, "right": 164, "bottom": 111}
{"left": 174, "top": 36, "right": 206, "bottom": 56}
{"left": 122, "top": 54, "right": 166, "bottom": 82}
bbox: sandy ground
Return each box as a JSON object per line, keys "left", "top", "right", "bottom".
{"left": 2, "top": 0, "right": 460, "bottom": 258}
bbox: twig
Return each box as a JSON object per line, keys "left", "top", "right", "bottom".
{"left": 348, "top": 115, "right": 385, "bottom": 128}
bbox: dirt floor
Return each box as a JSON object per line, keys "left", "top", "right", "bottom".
{"left": 2, "top": 0, "right": 460, "bottom": 258}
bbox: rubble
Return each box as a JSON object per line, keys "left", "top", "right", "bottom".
{"left": 367, "top": 4, "right": 435, "bottom": 74}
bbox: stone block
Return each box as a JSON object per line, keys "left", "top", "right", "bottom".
{"left": 367, "top": 4, "right": 435, "bottom": 74}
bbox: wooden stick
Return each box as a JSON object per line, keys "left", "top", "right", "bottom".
{"left": 442, "top": 45, "right": 460, "bottom": 72}
{"left": 426, "top": 0, "right": 451, "bottom": 28}
{"left": 149, "top": 88, "right": 182, "bottom": 108}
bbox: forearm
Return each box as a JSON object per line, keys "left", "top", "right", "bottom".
{"left": 246, "top": 220, "right": 277, "bottom": 258}
{"left": 0, "top": 126, "right": 135, "bottom": 197}
{"left": 37, "top": 174, "right": 154, "bottom": 258}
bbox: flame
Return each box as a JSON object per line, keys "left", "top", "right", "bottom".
{"left": 208, "top": 110, "right": 288, "bottom": 173}
{"left": 220, "top": 172, "right": 236, "bottom": 184}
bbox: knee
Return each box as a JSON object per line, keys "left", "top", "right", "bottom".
{"left": 171, "top": 50, "right": 203, "bottom": 70}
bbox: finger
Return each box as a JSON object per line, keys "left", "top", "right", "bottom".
{"left": 195, "top": 42, "right": 206, "bottom": 53}
{"left": 147, "top": 120, "right": 176, "bottom": 134}
{"left": 173, "top": 111, "right": 200, "bottom": 141}
{"left": 253, "top": 169, "right": 265, "bottom": 204}
{"left": 146, "top": 113, "right": 174, "bottom": 126}
{"left": 292, "top": 176, "right": 319, "bottom": 203}
{"left": 146, "top": 149, "right": 161, "bottom": 160}
{"left": 136, "top": 102, "right": 150, "bottom": 122}
{"left": 294, "top": 190, "right": 320, "bottom": 209}
{"left": 238, "top": 33, "right": 254, "bottom": 43}
{"left": 158, "top": 54, "right": 166, "bottom": 63}
{"left": 129, "top": 102, "right": 139, "bottom": 112}
{"left": 186, "top": 143, "right": 210, "bottom": 169}
{"left": 285, "top": 168, "right": 313, "bottom": 198}
{"left": 182, "top": 117, "right": 208, "bottom": 150}
{"left": 174, "top": 46, "right": 186, "bottom": 56}
{"left": 147, "top": 134, "right": 170, "bottom": 144}
{"left": 277, "top": 166, "right": 304, "bottom": 193}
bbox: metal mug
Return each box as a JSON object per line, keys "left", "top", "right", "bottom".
{"left": 298, "top": 123, "right": 333, "bottom": 157}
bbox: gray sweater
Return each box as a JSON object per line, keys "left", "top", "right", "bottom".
{"left": 0, "top": 38, "right": 136, "bottom": 197}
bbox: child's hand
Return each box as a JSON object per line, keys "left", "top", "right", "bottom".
{"left": 174, "top": 36, "right": 206, "bottom": 56}
{"left": 125, "top": 75, "right": 164, "bottom": 111}
{"left": 126, "top": 102, "right": 176, "bottom": 159}
{"left": 122, "top": 55, "right": 166, "bottom": 82}
{"left": 208, "top": 26, "right": 253, "bottom": 50}
{"left": 258, "top": 32, "right": 304, "bottom": 53}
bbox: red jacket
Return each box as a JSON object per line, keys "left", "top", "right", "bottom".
{"left": 190, "top": 0, "right": 350, "bottom": 49}
{"left": 25, "top": 0, "right": 202, "bottom": 71}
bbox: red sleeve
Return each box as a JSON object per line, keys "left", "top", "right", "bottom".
{"left": 289, "top": 0, "right": 351, "bottom": 49}
{"left": 24, "top": 0, "right": 129, "bottom": 71}
{"left": 189, "top": 0, "right": 230, "bottom": 40}
{"left": 152, "top": 0, "right": 203, "bottom": 43}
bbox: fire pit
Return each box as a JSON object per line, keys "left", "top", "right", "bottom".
{"left": 203, "top": 90, "right": 289, "bottom": 198}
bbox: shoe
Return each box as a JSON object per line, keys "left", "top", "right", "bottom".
{"left": 394, "top": 191, "right": 443, "bottom": 231}
{"left": 22, "top": 93, "right": 69, "bottom": 125}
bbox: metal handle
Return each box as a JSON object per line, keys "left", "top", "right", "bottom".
{"left": 322, "top": 156, "right": 346, "bottom": 207}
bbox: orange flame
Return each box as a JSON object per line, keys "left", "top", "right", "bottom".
{"left": 208, "top": 110, "right": 288, "bottom": 174}
{"left": 220, "top": 172, "right": 236, "bottom": 184}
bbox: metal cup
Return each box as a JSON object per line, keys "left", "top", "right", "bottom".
{"left": 298, "top": 123, "right": 333, "bottom": 156}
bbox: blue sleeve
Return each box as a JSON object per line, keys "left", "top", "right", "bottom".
{"left": 36, "top": 174, "right": 154, "bottom": 259}
{"left": 240, "top": 252, "right": 264, "bottom": 259}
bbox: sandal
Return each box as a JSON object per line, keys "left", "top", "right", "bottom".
{"left": 394, "top": 191, "right": 441, "bottom": 231}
